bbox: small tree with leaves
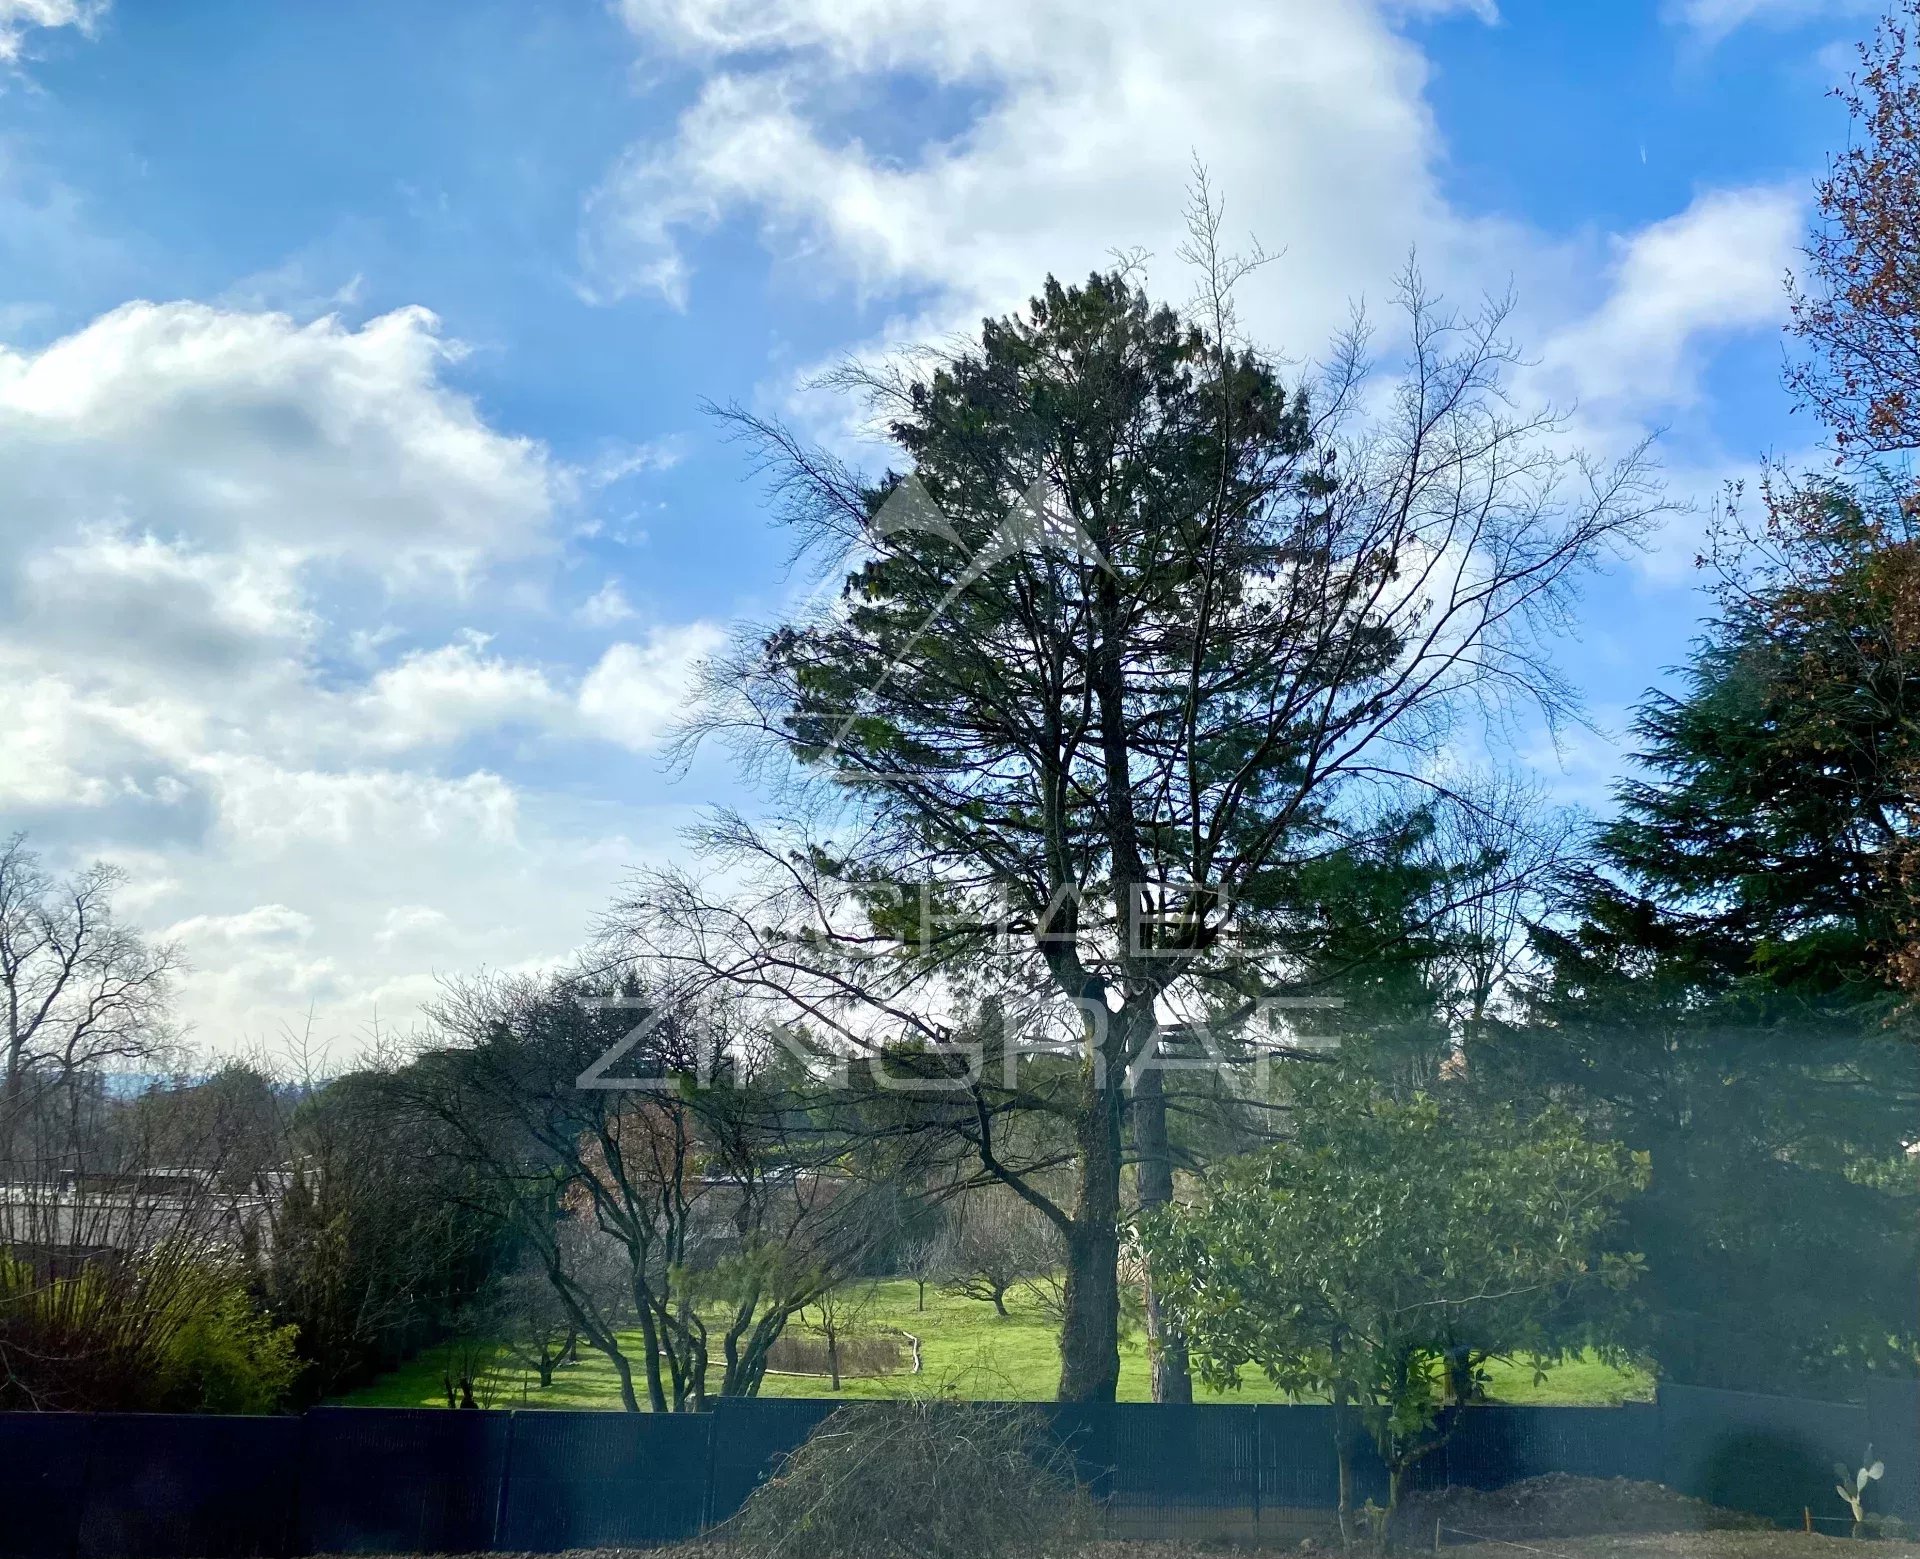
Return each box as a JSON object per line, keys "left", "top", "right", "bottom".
{"left": 1143, "top": 1058, "right": 1647, "bottom": 1546}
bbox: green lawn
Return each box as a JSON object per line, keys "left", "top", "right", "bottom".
{"left": 339, "top": 1279, "right": 1654, "bottom": 1410}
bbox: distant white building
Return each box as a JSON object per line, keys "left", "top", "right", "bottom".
{"left": 0, "top": 1166, "right": 278, "bottom": 1277}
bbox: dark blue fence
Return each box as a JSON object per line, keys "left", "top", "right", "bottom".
{"left": 494, "top": 1410, "right": 712, "bottom": 1550}
{"left": 298, "top": 1408, "right": 511, "bottom": 1556}
{"left": 0, "top": 1384, "right": 1907, "bottom": 1556}
{"left": 79, "top": 1413, "right": 304, "bottom": 1559}
{"left": 1869, "top": 1378, "right": 1920, "bottom": 1525}
{"left": 1659, "top": 1384, "right": 1872, "bottom": 1528}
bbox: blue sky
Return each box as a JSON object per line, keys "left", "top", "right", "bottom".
{"left": 0, "top": 0, "right": 1874, "bottom": 1049}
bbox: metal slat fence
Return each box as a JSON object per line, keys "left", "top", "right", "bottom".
{"left": 1868, "top": 1378, "right": 1920, "bottom": 1524}
{"left": 0, "top": 1384, "right": 1908, "bottom": 1557}
{"left": 1658, "top": 1384, "right": 1872, "bottom": 1529}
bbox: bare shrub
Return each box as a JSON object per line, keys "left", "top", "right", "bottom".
{"left": 726, "top": 1398, "right": 1092, "bottom": 1559}
{"left": 765, "top": 1330, "right": 905, "bottom": 1378}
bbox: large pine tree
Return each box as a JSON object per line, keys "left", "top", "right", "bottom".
{"left": 1492, "top": 483, "right": 1920, "bottom": 1390}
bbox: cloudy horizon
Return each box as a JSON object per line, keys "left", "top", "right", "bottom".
{"left": 0, "top": 0, "right": 1855, "bottom": 1054}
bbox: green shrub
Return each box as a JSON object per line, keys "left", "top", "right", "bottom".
{"left": 0, "top": 1247, "right": 298, "bottom": 1413}
{"left": 157, "top": 1279, "right": 301, "bottom": 1414}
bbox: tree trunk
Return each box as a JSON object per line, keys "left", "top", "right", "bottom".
{"left": 990, "top": 1286, "right": 1008, "bottom": 1318}
{"left": 1056, "top": 1069, "right": 1123, "bottom": 1401}
{"left": 1130, "top": 1065, "right": 1192, "bottom": 1403}
{"left": 632, "top": 1303, "right": 668, "bottom": 1413}
{"left": 608, "top": 1349, "right": 640, "bottom": 1414}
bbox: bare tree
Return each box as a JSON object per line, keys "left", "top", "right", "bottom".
{"left": 0, "top": 837, "right": 258, "bottom": 1412}
{"left": 0, "top": 834, "right": 179, "bottom": 1163}
{"left": 388, "top": 970, "right": 886, "bottom": 1412}
{"left": 897, "top": 1228, "right": 946, "bottom": 1314}
{"left": 1423, "top": 776, "right": 1584, "bottom": 1035}
{"left": 493, "top": 1251, "right": 589, "bottom": 1393}
{"left": 937, "top": 1187, "right": 1063, "bottom": 1318}
{"left": 800, "top": 1279, "right": 879, "bottom": 1391}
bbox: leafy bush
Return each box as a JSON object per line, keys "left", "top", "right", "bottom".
{"left": 156, "top": 1280, "right": 301, "bottom": 1414}
{"left": 0, "top": 1248, "right": 299, "bottom": 1413}
{"left": 726, "top": 1398, "right": 1091, "bottom": 1559}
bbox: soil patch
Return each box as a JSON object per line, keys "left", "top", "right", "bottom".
{"left": 1400, "top": 1473, "right": 1776, "bottom": 1543}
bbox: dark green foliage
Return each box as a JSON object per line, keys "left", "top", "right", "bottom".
{"left": 1144, "top": 1057, "right": 1645, "bottom": 1537}
{"left": 265, "top": 1069, "right": 505, "bottom": 1402}
{"left": 1494, "top": 483, "right": 1920, "bottom": 1391}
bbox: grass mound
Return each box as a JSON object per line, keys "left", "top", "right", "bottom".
{"left": 724, "top": 1397, "right": 1093, "bottom": 1559}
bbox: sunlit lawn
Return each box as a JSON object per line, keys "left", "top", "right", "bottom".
{"left": 339, "top": 1278, "right": 1653, "bottom": 1410}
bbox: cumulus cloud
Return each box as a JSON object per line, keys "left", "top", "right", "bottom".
{"left": 1537, "top": 184, "right": 1802, "bottom": 414}
{"left": 589, "top": 0, "right": 1511, "bottom": 348}
{"left": 578, "top": 623, "right": 725, "bottom": 751}
{"left": 0, "top": 0, "right": 103, "bottom": 63}
{"left": 349, "top": 635, "right": 568, "bottom": 753}
{"left": 0, "top": 303, "right": 565, "bottom": 582}
{"left": 0, "top": 295, "right": 699, "bottom": 1048}
{"left": 19, "top": 530, "right": 313, "bottom": 679}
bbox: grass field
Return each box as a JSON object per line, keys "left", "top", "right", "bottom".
{"left": 340, "top": 1278, "right": 1654, "bottom": 1410}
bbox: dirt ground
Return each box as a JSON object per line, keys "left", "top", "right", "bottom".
{"left": 349, "top": 1476, "right": 1919, "bottom": 1559}
{"left": 362, "top": 1537, "right": 1920, "bottom": 1559}
{"left": 1399, "top": 1473, "right": 1776, "bottom": 1541}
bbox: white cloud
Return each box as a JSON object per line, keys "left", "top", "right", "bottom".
{"left": 0, "top": 302, "right": 565, "bottom": 582}
{"left": 578, "top": 623, "right": 724, "bottom": 751}
{"left": 592, "top": 0, "right": 1811, "bottom": 475}
{"left": 1664, "top": 0, "right": 1875, "bottom": 41}
{"left": 374, "top": 903, "right": 452, "bottom": 948}
{"left": 1537, "top": 185, "right": 1802, "bottom": 415}
{"left": 165, "top": 904, "right": 315, "bottom": 946}
{"left": 0, "top": 295, "right": 696, "bottom": 1049}
{"left": 575, "top": 578, "right": 639, "bottom": 627}
{"left": 20, "top": 530, "right": 313, "bottom": 676}
{"left": 204, "top": 758, "right": 520, "bottom": 856}
{"left": 585, "top": 437, "right": 683, "bottom": 489}
{"left": 0, "top": 0, "right": 103, "bottom": 64}
{"left": 351, "top": 634, "right": 567, "bottom": 752}
{"left": 589, "top": 0, "right": 1513, "bottom": 345}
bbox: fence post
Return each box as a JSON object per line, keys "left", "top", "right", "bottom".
{"left": 1251, "top": 1403, "right": 1263, "bottom": 1540}
{"left": 490, "top": 1411, "right": 518, "bottom": 1550}
{"left": 67, "top": 1413, "right": 100, "bottom": 1559}
{"left": 1653, "top": 1386, "right": 1668, "bottom": 1494}
{"left": 700, "top": 1402, "right": 720, "bottom": 1534}
{"left": 286, "top": 1410, "right": 311, "bottom": 1559}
